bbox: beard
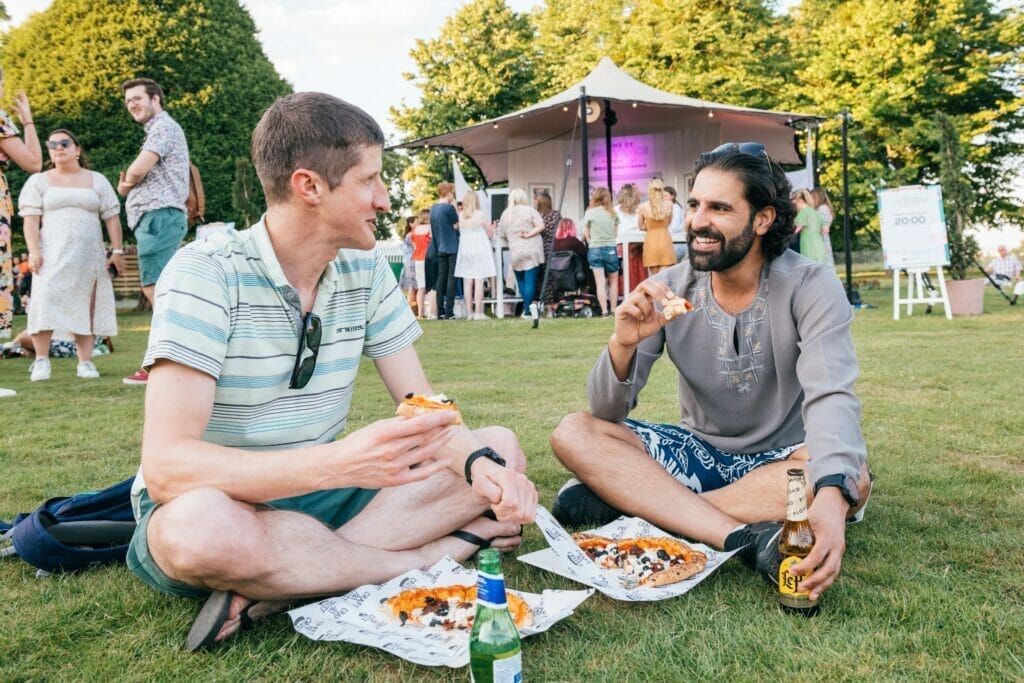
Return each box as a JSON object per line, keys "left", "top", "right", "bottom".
{"left": 687, "top": 216, "right": 756, "bottom": 272}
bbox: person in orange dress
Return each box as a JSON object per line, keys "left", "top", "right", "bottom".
{"left": 637, "top": 178, "right": 676, "bottom": 276}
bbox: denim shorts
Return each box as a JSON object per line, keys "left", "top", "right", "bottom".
{"left": 588, "top": 246, "right": 620, "bottom": 274}
{"left": 623, "top": 419, "right": 800, "bottom": 493}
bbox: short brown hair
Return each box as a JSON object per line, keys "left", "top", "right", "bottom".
{"left": 121, "top": 78, "right": 165, "bottom": 104}
{"left": 251, "top": 92, "right": 385, "bottom": 205}
{"left": 437, "top": 181, "right": 454, "bottom": 198}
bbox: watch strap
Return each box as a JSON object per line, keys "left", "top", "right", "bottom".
{"left": 464, "top": 447, "right": 507, "bottom": 485}
{"left": 814, "top": 474, "right": 859, "bottom": 506}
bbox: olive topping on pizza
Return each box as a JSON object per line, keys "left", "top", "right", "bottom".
{"left": 573, "top": 533, "right": 708, "bottom": 587}
{"left": 395, "top": 393, "right": 463, "bottom": 424}
{"left": 382, "top": 584, "right": 531, "bottom": 630}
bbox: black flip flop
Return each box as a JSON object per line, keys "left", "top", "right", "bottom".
{"left": 449, "top": 513, "right": 524, "bottom": 559}
{"left": 185, "top": 590, "right": 260, "bottom": 652}
{"left": 449, "top": 529, "right": 492, "bottom": 552}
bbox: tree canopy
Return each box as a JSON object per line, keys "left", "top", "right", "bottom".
{"left": 0, "top": 0, "right": 291, "bottom": 236}
{"left": 785, "top": 0, "right": 1024, "bottom": 236}
{"left": 394, "top": 0, "right": 1023, "bottom": 239}
{"left": 390, "top": 0, "right": 542, "bottom": 206}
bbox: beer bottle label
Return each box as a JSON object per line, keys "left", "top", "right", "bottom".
{"left": 778, "top": 556, "right": 809, "bottom": 597}
{"left": 477, "top": 570, "right": 508, "bottom": 608}
{"left": 785, "top": 477, "right": 808, "bottom": 521}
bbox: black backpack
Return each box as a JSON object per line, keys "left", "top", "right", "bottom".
{"left": 548, "top": 250, "right": 586, "bottom": 292}
{"left": 0, "top": 477, "right": 137, "bottom": 574}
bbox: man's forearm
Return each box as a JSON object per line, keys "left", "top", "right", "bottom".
{"left": 142, "top": 437, "right": 335, "bottom": 505}
{"left": 608, "top": 335, "right": 637, "bottom": 382}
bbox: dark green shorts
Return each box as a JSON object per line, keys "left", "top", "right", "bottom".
{"left": 135, "top": 207, "right": 188, "bottom": 286}
{"left": 127, "top": 487, "right": 379, "bottom": 598}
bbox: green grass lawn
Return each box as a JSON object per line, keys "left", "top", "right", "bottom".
{"left": 1, "top": 283, "right": 1022, "bottom": 681}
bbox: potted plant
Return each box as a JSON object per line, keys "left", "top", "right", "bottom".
{"left": 935, "top": 112, "right": 985, "bottom": 315}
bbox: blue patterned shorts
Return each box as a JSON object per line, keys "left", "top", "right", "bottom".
{"left": 623, "top": 419, "right": 800, "bottom": 493}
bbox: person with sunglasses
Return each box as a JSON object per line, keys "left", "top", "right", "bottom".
{"left": 19, "top": 128, "right": 122, "bottom": 381}
{"left": 124, "top": 92, "right": 538, "bottom": 651}
{"left": 551, "top": 142, "right": 871, "bottom": 606}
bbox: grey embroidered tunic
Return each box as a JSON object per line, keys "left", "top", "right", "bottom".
{"left": 587, "top": 250, "right": 866, "bottom": 485}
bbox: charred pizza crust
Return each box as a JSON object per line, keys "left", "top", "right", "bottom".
{"left": 573, "top": 533, "right": 708, "bottom": 586}
{"left": 662, "top": 296, "right": 694, "bottom": 321}
{"left": 395, "top": 393, "right": 463, "bottom": 424}
{"left": 383, "top": 584, "right": 531, "bottom": 630}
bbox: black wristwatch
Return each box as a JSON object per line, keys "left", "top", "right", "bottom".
{"left": 464, "top": 447, "right": 507, "bottom": 485}
{"left": 814, "top": 474, "right": 860, "bottom": 507}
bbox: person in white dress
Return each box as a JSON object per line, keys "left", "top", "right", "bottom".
{"left": 20, "top": 128, "right": 123, "bottom": 381}
{"left": 614, "top": 183, "right": 640, "bottom": 231}
{"left": 454, "top": 190, "right": 496, "bottom": 320}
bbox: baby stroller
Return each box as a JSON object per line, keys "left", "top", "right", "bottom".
{"left": 548, "top": 251, "right": 600, "bottom": 318}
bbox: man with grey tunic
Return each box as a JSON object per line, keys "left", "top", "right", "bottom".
{"left": 551, "top": 143, "right": 871, "bottom": 602}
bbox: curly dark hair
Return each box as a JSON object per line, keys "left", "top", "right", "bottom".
{"left": 693, "top": 147, "right": 796, "bottom": 259}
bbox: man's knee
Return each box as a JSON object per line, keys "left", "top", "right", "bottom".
{"left": 474, "top": 425, "right": 526, "bottom": 473}
{"left": 550, "top": 411, "right": 598, "bottom": 467}
{"left": 148, "top": 488, "right": 258, "bottom": 582}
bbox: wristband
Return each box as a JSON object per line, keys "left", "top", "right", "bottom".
{"left": 110, "top": 248, "right": 124, "bottom": 255}
{"left": 23, "top": 121, "right": 34, "bottom": 126}
{"left": 464, "top": 447, "right": 507, "bottom": 485}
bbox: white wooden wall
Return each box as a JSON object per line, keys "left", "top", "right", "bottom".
{"left": 506, "top": 120, "right": 723, "bottom": 223}
{"left": 504, "top": 112, "right": 797, "bottom": 223}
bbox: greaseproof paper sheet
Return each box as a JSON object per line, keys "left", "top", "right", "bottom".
{"left": 287, "top": 555, "right": 592, "bottom": 668}
{"left": 517, "top": 506, "right": 738, "bottom": 601}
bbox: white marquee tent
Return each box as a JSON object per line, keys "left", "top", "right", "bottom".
{"left": 396, "top": 57, "right": 822, "bottom": 220}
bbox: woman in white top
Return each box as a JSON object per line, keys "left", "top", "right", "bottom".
{"left": 614, "top": 183, "right": 640, "bottom": 232}
{"left": 496, "top": 188, "right": 545, "bottom": 321}
{"left": 454, "top": 190, "right": 496, "bottom": 320}
{"left": 20, "top": 128, "right": 122, "bottom": 381}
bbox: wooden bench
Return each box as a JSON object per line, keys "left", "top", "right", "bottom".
{"left": 111, "top": 254, "right": 142, "bottom": 301}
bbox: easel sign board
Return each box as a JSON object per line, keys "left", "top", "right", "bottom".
{"left": 878, "top": 186, "right": 950, "bottom": 269}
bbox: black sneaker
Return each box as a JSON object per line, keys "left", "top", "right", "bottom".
{"left": 551, "top": 478, "right": 622, "bottom": 528}
{"left": 724, "top": 521, "right": 783, "bottom": 586}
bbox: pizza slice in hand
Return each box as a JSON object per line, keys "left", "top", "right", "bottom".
{"left": 661, "top": 296, "right": 694, "bottom": 321}
{"left": 395, "top": 393, "right": 463, "bottom": 424}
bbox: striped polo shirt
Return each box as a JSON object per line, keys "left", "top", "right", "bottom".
{"left": 131, "top": 218, "right": 421, "bottom": 503}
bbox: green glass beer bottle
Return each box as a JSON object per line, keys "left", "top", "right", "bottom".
{"left": 469, "top": 549, "right": 523, "bottom": 682}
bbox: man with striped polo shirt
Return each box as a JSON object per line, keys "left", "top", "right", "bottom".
{"left": 126, "top": 92, "right": 537, "bottom": 651}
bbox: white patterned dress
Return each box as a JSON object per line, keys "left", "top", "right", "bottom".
{"left": 19, "top": 171, "right": 120, "bottom": 337}
{"left": 454, "top": 210, "right": 496, "bottom": 278}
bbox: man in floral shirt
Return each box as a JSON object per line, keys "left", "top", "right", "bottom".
{"left": 118, "top": 77, "right": 190, "bottom": 385}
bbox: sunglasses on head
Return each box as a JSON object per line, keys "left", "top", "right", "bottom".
{"left": 289, "top": 312, "right": 322, "bottom": 389}
{"left": 46, "top": 139, "right": 74, "bottom": 150}
{"left": 710, "top": 142, "right": 773, "bottom": 167}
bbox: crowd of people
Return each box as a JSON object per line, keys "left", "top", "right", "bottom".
{"left": 0, "top": 75, "right": 191, "bottom": 393}
{"left": 395, "top": 174, "right": 758, "bottom": 322}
